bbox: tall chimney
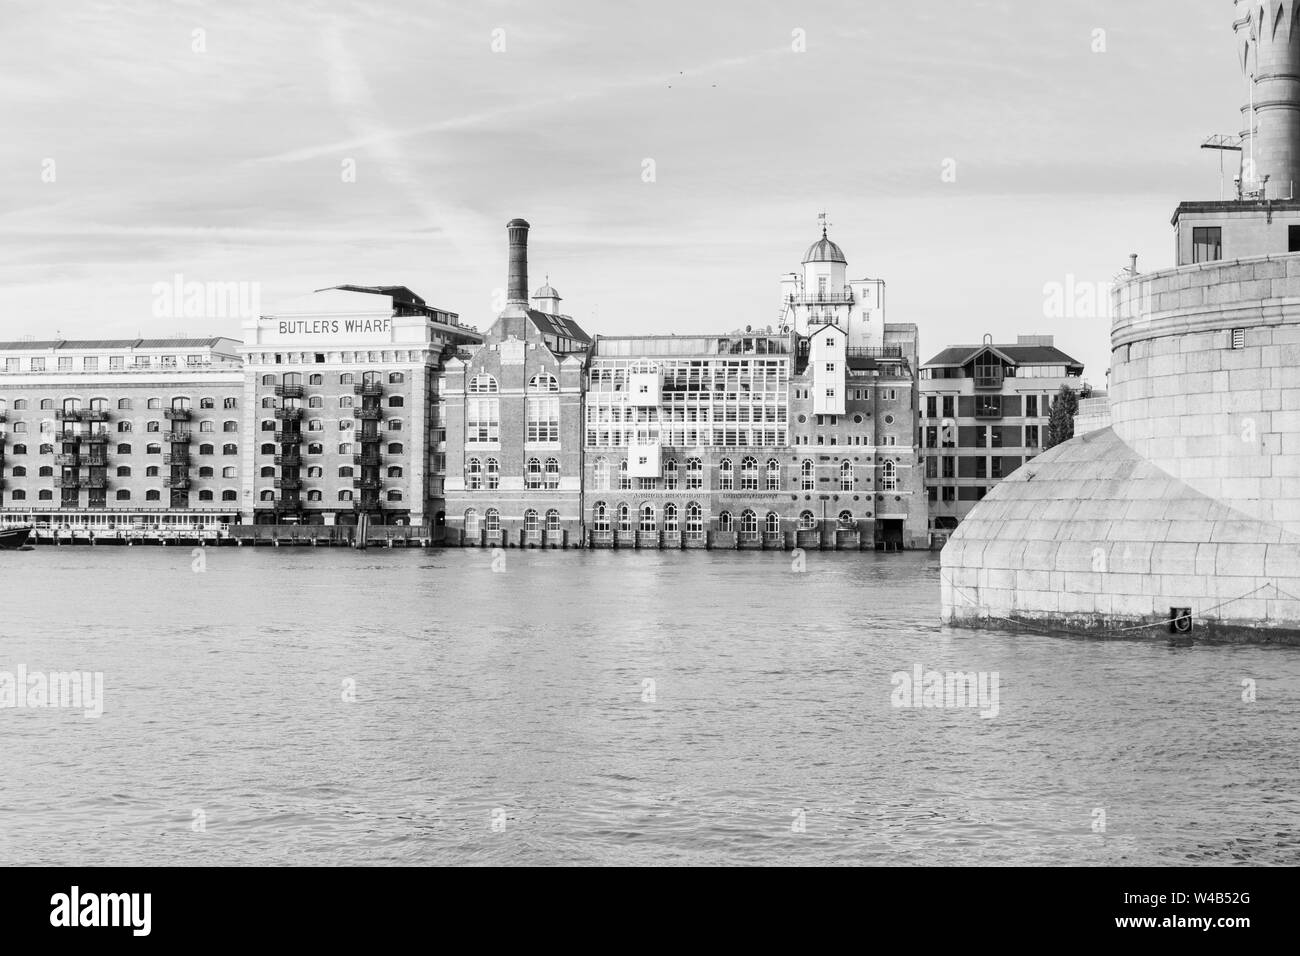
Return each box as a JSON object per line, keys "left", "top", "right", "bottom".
{"left": 506, "top": 218, "right": 530, "bottom": 304}
{"left": 1235, "top": 0, "right": 1300, "bottom": 199}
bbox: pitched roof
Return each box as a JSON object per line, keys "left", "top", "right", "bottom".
{"left": 922, "top": 344, "right": 1082, "bottom": 367}
{"left": 527, "top": 309, "right": 591, "bottom": 345}
{"left": 0, "top": 337, "right": 235, "bottom": 351}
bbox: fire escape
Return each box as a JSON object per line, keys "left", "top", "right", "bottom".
{"left": 164, "top": 400, "right": 191, "bottom": 507}
{"left": 274, "top": 378, "right": 304, "bottom": 520}
{"left": 55, "top": 404, "right": 110, "bottom": 508}
{"left": 353, "top": 372, "right": 383, "bottom": 520}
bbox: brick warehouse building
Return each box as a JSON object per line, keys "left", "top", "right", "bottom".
{"left": 0, "top": 337, "right": 245, "bottom": 535}
{"left": 442, "top": 219, "right": 593, "bottom": 546}
{"left": 240, "top": 284, "right": 482, "bottom": 528}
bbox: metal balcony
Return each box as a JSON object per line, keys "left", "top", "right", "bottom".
{"left": 164, "top": 408, "right": 192, "bottom": 420}
{"left": 274, "top": 431, "right": 303, "bottom": 444}
{"left": 274, "top": 453, "right": 302, "bottom": 467}
{"left": 163, "top": 477, "right": 190, "bottom": 489}
{"left": 274, "top": 407, "right": 304, "bottom": 420}
{"left": 81, "top": 409, "right": 110, "bottom": 422}
{"left": 353, "top": 407, "right": 383, "bottom": 420}
{"left": 163, "top": 453, "right": 190, "bottom": 466}
{"left": 54, "top": 476, "right": 82, "bottom": 488}
{"left": 274, "top": 477, "right": 302, "bottom": 490}
{"left": 352, "top": 454, "right": 383, "bottom": 467}
{"left": 787, "top": 290, "right": 855, "bottom": 305}
{"left": 165, "top": 430, "right": 191, "bottom": 443}
{"left": 274, "top": 384, "right": 305, "bottom": 398}
{"left": 974, "top": 370, "right": 1005, "bottom": 391}
{"left": 352, "top": 477, "right": 381, "bottom": 490}
{"left": 81, "top": 431, "right": 111, "bottom": 444}
{"left": 845, "top": 346, "right": 903, "bottom": 359}
{"left": 54, "top": 409, "right": 82, "bottom": 421}
{"left": 54, "top": 453, "right": 80, "bottom": 466}
{"left": 83, "top": 475, "right": 108, "bottom": 489}
{"left": 353, "top": 382, "right": 383, "bottom": 397}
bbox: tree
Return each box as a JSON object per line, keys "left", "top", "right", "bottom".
{"left": 1045, "top": 385, "right": 1079, "bottom": 450}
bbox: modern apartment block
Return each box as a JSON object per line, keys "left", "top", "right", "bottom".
{"left": 241, "top": 284, "right": 482, "bottom": 528}
{"left": 0, "top": 337, "right": 244, "bottom": 533}
{"left": 920, "top": 334, "right": 1085, "bottom": 535}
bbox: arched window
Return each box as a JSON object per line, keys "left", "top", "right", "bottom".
{"left": 309, "top": 374, "right": 323, "bottom": 385}
{"left": 261, "top": 397, "right": 276, "bottom": 408}
{"left": 222, "top": 490, "right": 238, "bottom": 501}
{"left": 840, "top": 460, "right": 855, "bottom": 491}
{"left": 593, "top": 458, "right": 610, "bottom": 490}
{"left": 261, "top": 374, "right": 275, "bottom": 385}
{"left": 525, "top": 457, "right": 542, "bottom": 489}
{"left": 338, "top": 466, "right": 354, "bottom": 478}
{"left": 199, "top": 420, "right": 214, "bottom": 432}
{"left": 146, "top": 489, "right": 161, "bottom": 501}
{"left": 260, "top": 466, "right": 275, "bottom": 478}
{"left": 524, "top": 509, "right": 539, "bottom": 537}
{"left": 116, "top": 490, "right": 130, "bottom": 501}
{"left": 386, "top": 490, "right": 403, "bottom": 501}
{"left": 198, "top": 490, "right": 214, "bottom": 502}
{"left": 11, "top": 466, "right": 25, "bottom": 477}
{"left": 118, "top": 421, "right": 132, "bottom": 432}
{"left": 11, "top": 445, "right": 25, "bottom": 455}
{"left": 685, "top": 458, "right": 703, "bottom": 490}
{"left": 222, "top": 467, "right": 236, "bottom": 478}
{"left": 766, "top": 459, "right": 781, "bottom": 491}
{"left": 592, "top": 501, "right": 610, "bottom": 532}
{"left": 388, "top": 372, "right": 405, "bottom": 384}
{"left": 466, "top": 458, "right": 482, "bottom": 490}
{"left": 339, "top": 373, "right": 354, "bottom": 385}
{"left": 526, "top": 374, "right": 559, "bottom": 442}
{"left": 838, "top": 510, "right": 856, "bottom": 529}
{"left": 260, "top": 419, "right": 275, "bottom": 431}
{"left": 464, "top": 508, "right": 480, "bottom": 537}
{"left": 544, "top": 458, "right": 560, "bottom": 489}
{"left": 308, "top": 419, "right": 324, "bottom": 431}
{"left": 469, "top": 374, "right": 498, "bottom": 393}
{"left": 882, "top": 459, "right": 898, "bottom": 492}
{"left": 39, "top": 399, "right": 54, "bottom": 410}
{"left": 36, "top": 490, "right": 52, "bottom": 501}
{"left": 718, "top": 458, "right": 734, "bottom": 490}
{"left": 387, "top": 466, "right": 403, "bottom": 478}
{"left": 146, "top": 443, "right": 161, "bottom": 455}
{"left": 12, "top": 422, "right": 26, "bottom": 433}
{"left": 618, "top": 459, "right": 631, "bottom": 490}
{"left": 765, "top": 511, "right": 781, "bottom": 535}
{"left": 260, "top": 443, "right": 276, "bottom": 455}
{"left": 199, "top": 467, "right": 213, "bottom": 478}
{"left": 545, "top": 509, "right": 561, "bottom": 534}
{"left": 740, "top": 457, "right": 759, "bottom": 490}
{"left": 664, "top": 502, "right": 679, "bottom": 533}
{"left": 307, "top": 490, "right": 322, "bottom": 502}
{"left": 222, "top": 444, "right": 237, "bottom": 455}
{"left": 307, "top": 466, "right": 323, "bottom": 478}
{"left": 484, "top": 508, "right": 500, "bottom": 533}
{"left": 662, "top": 458, "right": 678, "bottom": 490}
{"left": 386, "top": 419, "right": 402, "bottom": 431}
{"left": 388, "top": 396, "right": 404, "bottom": 408}
{"left": 117, "top": 443, "right": 131, "bottom": 454}
{"left": 338, "top": 490, "right": 353, "bottom": 501}
{"left": 198, "top": 443, "right": 214, "bottom": 455}
{"left": 617, "top": 502, "right": 632, "bottom": 533}
{"left": 717, "top": 510, "right": 733, "bottom": 533}
{"left": 39, "top": 465, "right": 53, "bottom": 477}
{"left": 200, "top": 397, "right": 215, "bottom": 409}
{"left": 800, "top": 459, "right": 815, "bottom": 491}
{"left": 739, "top": 509, "right": 759, "bottom": 539}
{"left": 11, "top": 400, "right": 26, "bottom": 410}
{"left": 117, "top": 398, "right": 132, "bottom": 409}
{"left": 309, "top": 396, "right": 323, "bottom": 408}
{"left": 639, "top": 502, "right": 656, "bottom": 532}
{"left": 387, "top": 442, "right": 404, "bottom": 454}
{"left": 486, "top": 458, "right": 500, "bottom": 490}
{"left": 339, "top": 395, "right": 354, "bottom": 408}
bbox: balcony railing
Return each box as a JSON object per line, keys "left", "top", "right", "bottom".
{"left": 274, "top": 478, "right": 302, "bottom": 490}
{"left": 352, "top": 477, "right": 381, "bottom": 490}
{"left": 164, "top": 408, "right": 192, "bottom": 420}
{"left": 274, "top": 384, "right": 305, "bottom": 398}
{"left": 54, "top": 409, "right": 82, "bottom": 421}
{"left": 165, "top": 430, "right": 191, "bottom": 443}
{"left": 163, "top": 477, "right": 191, "bottom": 489}
{"left": 845, "top": 346, "right": 904, "bottom": 359}
{"left": 274, "top": 431, "right": 303, "bottom": 444}
{"left": 274, "top": 453, "right": 302, "bottom": 467}
{"left": 54, "top": 477, "right": 82, "bottom": 488}
{"left": 787, "top": 289, "right": 854, "bottom": 305}
{"left": 974, "top": 403, "right": 1003, "bottom": 420}
{"left": 54, "top": 453, "right": 80, "bottom": 466}
{"left": 83, "top": 475, "right": 108, "bottom": 489}
{"left": 352, "top": 454, "right": 383, "bottom": 467}
{"left": 353, "top": 407, "right": 383, "bottom": 420}
{"left": 353, "top": 382, "right": 383, "bottom": 397}
{"left": 164, "top": 453, "right": 190, "bottom": 466}
{"left": 274, "top": 407, "right": 304, "bottom": 420}
{"left": 80, "top": 431, "right": 111, "bottom": 443}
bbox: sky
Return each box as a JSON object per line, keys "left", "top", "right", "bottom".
{"left": 0, "top": 0, "right": 1249, "bottom": 384}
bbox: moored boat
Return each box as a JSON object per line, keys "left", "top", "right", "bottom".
{"left": 0, "top": 526, "right": 34, "bottom": 550}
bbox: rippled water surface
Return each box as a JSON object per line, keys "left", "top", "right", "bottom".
{"left": 1, "top": 546, "right": 1298, "bottom": 865}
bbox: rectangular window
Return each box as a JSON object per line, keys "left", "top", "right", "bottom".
{"left": 825, "top": 363, "right": 835, "bottom": 373}
{"left": 942, "top": 456, "right": 955, "bottom": 479}
{"left": 1192, "top": 226, "right": 1222, "bottom": 263}
{"left": 1026, "top": 395, "right": 1037, "bottom": 417}
{"left": 926, "top": 395, "right": 937, "bottom": 419}
{"left": 30, "top": 358, "right": 45, "bottom": 371}
{"left": 5, "top": 358, "right": 18, "bottom": 372}
{"left": 526, "top": 395, "right": 560, "bottom": 443}
{"left": 992, "top": 458, "right": 1003, "bottom": 479}
{"left": 83, "top": 357, "right": 98, "bottom": 371}
{"left": 928, "top": 486, "right": 938, "bottom": 502}
{"left": 1289, "top": 225, "right": 1300, "bottom": 253}
{"left": 1231, "top": 328, "right": 1245, "bottom": 349}
{"left": 109, "top": 356, "right": 124, "bottom": 370}
{"left": 466, "top": 397, "right": 500, "bottom": 443}
{"left": 941, "top": 395, "right": 955, "bottom": 418}
{"left": 57, "top": 357, "right": 72, "bottom": 371}
{"left": 941, "top": 486, "right": 955, "bottom": 502}
{"left": 1026, "top": 424, "right": 1040, "bottom": 447}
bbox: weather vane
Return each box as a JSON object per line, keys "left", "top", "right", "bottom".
{"left": 817, "top": 211, "right": 831, "bottom": 236}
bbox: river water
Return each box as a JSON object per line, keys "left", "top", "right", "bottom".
{"left": 1, "top": 546, "right": 1297, "bottom": 866}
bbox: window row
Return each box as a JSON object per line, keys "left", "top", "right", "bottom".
{"left": 465, "top": 457, "right": 560, "bottom": 490}
{"left": 5, "top": 489, "right": 239, "bottom": 502}
{"left": 256, "top": 490, "right": 405, "bottom": 502}
{"left": 258, "top": 372, "right": 405, "bottom": 385}
{"left": 5, "top": 443, "right": 239, "bottom": 455}
{"left": 1, "top": 397, "right": 237, "bottom": 410}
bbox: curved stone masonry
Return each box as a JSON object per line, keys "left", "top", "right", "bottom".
{"left": 942, "top": 252, "right": 1300, "bottom": 641}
